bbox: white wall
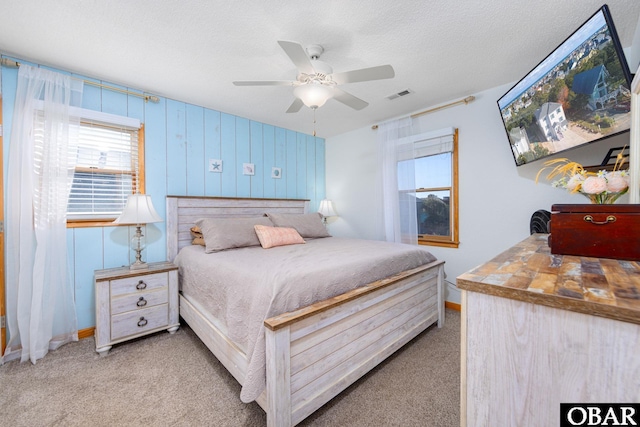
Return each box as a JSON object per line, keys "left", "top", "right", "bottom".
{"left": 326, "top": 83, "right": 631, "bottom": 304}
{"left": 625, "top": 16, "right": 640, "bottom": 73}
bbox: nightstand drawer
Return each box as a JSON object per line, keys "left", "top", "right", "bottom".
{"left": 110, "top": 272, "right": 168, "bottom": 297}
{"left": 111, "top": 304, "right": 169, "bottom": 341}
{"left": 111, "top": 288, "right": 168, "bottom": 315}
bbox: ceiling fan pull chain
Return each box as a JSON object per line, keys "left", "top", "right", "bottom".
{"left": 313, "top": 108, "right": 317, "bottom": 136}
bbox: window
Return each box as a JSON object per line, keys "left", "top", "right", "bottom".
{"left": 66, "top": 112, "right": 144, "bottom": 227}
{"left": 398, "top": 128, "right": 459, "bottom": 248}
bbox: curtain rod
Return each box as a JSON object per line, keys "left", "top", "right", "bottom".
{"left": 0, "top": 57, "right": 160, "bottom": 103}
{"left": 371, "top": 95, "right": 475, "bottom": 130}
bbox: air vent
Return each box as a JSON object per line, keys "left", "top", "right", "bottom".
{"left": 387, "top": 89, "right": 413, "bottom": 100}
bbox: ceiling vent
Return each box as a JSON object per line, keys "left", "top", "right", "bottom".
{"left": 386, "top": 89, "right": 413, "bottom": 100}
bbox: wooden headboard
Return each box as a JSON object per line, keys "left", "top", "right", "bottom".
{"left": 166, "top": 196, "right": 309, "bottom": 262}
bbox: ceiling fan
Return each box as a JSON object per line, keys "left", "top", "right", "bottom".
{"left": 233, "top": 41, "right": 395, "bottom": 113}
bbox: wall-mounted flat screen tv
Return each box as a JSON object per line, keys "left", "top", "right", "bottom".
{"left": 498, "top": 4, "right": 633, "bottom": 166}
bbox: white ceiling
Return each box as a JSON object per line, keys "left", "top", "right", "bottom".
{"left": 1, "top": 1, "right": 639, "bottom": 138}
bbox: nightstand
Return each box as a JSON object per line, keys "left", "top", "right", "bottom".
{"left": 94, "top": 261, "right": 179, "bottom": 355}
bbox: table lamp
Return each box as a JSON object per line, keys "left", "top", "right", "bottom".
{"left": 318, "top": 199, "right": 337, "bottom": 226}
{"left": 113, "top": 194, "right": 163, "bottom": 270}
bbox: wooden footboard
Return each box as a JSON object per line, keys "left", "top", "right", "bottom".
{"left": 263, "top": 261, "right": 444, "bottom": 427}
{"left": 179, "top": 259, "right": 444, "bottom": 427}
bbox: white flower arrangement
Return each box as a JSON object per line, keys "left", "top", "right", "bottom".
{"left": 537, "top": 151, "right": 630, "bottom": 204}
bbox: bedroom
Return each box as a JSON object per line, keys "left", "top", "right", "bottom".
{"left": 1, "top": 1, "right": 640, "bottom": 426}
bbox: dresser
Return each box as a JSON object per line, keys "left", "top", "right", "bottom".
{"left": 457, "top": 234, "right": 640, "bottom": 427}
{"left": 94, "top": 261, "right": 180, "bottom": 355}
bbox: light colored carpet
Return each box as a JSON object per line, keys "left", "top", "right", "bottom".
{"left": 0, "top": 309, "right": 460, "bottom": 426}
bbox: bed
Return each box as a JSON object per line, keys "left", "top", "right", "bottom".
{"left": 166, "top": 196, "right": 445, "bottom": 427}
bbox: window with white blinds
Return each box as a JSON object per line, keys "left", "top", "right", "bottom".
{"left": 67, "top": 120, "right": 141, "bottom": 220}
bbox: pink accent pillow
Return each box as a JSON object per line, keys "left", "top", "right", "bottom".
{"left": 254, "top": 225, "right": 305, "bottom": 249}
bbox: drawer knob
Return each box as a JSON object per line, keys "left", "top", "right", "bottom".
{"left": 583, "top": 214, "right": 616, "bottom": 225}
{"left": 136, "top": 297, "right": 147, "bottom": 307}
{"left": 136, "top": 280, "right": 147, "bottom": 290}
{"left": 137, "top": 317, "right": 148, "bottom": 327}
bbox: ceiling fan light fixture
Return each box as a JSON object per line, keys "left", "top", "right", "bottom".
{"left": 294, "top": 83, "right": 334, "bottom": 109}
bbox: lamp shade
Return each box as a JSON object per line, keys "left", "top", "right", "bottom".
{"left": 318, "top": 199, "right": 337, "bottom": 217}
{"left": 113, "top": 194, "right": 162, "bottom": 225}
{"left": 294, "top": 83, "right": 334, "bottom": 109}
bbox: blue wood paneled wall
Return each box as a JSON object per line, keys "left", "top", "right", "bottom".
{"left": 1, "top": 57, "right": 326, "bottom": 330}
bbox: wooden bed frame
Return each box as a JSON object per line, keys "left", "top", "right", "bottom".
{"left": 166, "top": 196, "right": 445, "bottom": 427}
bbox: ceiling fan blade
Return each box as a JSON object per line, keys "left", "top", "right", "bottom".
{"left": 233, "top": 80, "right": 294, "bottom": 86}
{"left": 330, "top": 65, "right": 395, "bottom": 85}
{"left": 278, "top": 41, "right": 315, "bottom": 75}
{"left": 333, "top": 88, "right": 368, "bottom": 110}
{"left": 286, "top": 98, "right": 304, "bottom": 113}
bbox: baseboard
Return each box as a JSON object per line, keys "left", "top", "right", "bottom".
{"left": 78, "top": 327, "right": 95, "bottom": 340}
{"left": 445, "top": 301, "right": 461, "bottom": 311}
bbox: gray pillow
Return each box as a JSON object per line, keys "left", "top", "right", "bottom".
{"left": 266, "top": 212, "right": 331, "bottom": 239}
{"left": 196, "top": 216, "right": 273, "bottom": 253}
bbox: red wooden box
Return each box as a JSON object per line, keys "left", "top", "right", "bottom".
{"left": 549, "top": 204, "right": 640, "bottom": 261}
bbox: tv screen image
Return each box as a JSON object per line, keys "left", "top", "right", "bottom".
{"left": 498, "top": 4, "right": 633, "bottom": 166}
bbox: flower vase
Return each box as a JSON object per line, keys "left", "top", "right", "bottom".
{"left": 583, "top": 188, "right": 628, "bottom": 204}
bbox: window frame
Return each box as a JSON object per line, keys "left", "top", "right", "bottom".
{"left": 414, "top": 129, "right": 459, "bottom": 248}
{"left": 66, "top": 121, "right": 145, "bottom": 229}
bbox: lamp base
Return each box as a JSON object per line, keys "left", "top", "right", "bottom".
{"left": 129, "top": 260, "right": 149, "bottom": 270}
{"left": 130, "top": 229, "right": 147, "bottom": 270}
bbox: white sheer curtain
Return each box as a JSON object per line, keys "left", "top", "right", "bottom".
{"left": 3, "top": 65, "right": 84, "bottom": 364}
{"left": 376, "top": 117, "right": 418, "bottom": 244}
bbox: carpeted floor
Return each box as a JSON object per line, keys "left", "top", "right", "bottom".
{"left": 0, "top": 309, "right": 460, "bottom": 427}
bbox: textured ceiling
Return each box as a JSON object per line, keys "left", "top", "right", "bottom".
{"left": 1, "top": 1, "right": 639, "bottom": 138}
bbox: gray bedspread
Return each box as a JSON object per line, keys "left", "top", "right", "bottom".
{"left": 174, "top": 236, "right": 437, "bottom": 403}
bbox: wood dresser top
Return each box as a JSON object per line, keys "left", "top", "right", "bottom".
{"left": 456, "top": 233, "right": 640, "bottom": 325}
